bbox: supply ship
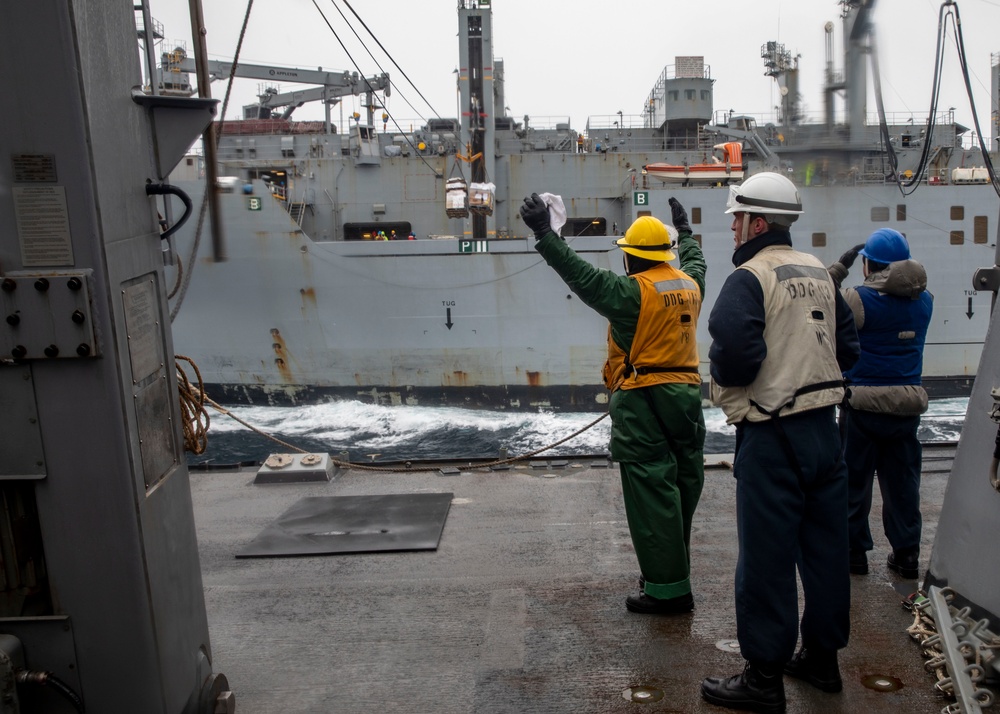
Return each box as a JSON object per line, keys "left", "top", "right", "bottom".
{"left": 157, "top": 0, "right": 995, "bottom": 409}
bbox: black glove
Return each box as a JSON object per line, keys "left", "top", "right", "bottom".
{"left": 839, "top": 243, "right": 866, "bottom": 269}
{"left": 519, "top": 193, "right": 552, "bottom": 238}
{"left": 668, "top": 197, "right": 691, "bottom": 234}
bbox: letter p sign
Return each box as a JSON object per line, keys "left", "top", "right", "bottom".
{"left": 633, "top": 191, "right": 649, "bottom": 206}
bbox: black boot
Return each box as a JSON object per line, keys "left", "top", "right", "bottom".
{"left": 784, "top": 647, "right": 842, "bottom": 693}
{"left": 888, "top": 548, "right": 919, "bottom": 579}
{"left": 701, "top": 660, "right": 786, "bottom": 713}
{"left": 625, "top": 591, "right": 694, "bottom": 615}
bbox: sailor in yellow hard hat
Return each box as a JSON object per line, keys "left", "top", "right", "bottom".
{"left": 615, "top": 215, "right": 677, "bottom": 263}
{"left": 520, "top": 193, "right": 707, "bottom": 616}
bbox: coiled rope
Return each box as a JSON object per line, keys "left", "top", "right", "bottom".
{"left": 176, "top": 355, "right": 210, "bottom": 455}
{"left": 175, "top": 355, "right": 609, "bottom": 472}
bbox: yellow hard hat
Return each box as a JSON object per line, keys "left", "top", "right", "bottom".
{"left": 615, "top": 216, "right": 677, "bottom": 261}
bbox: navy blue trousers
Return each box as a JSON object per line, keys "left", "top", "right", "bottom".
{"left": 842, "top": 407, "right": 922, "bottom": 554}
{"left": 733, "top": 406, "right": 850, "bottom": 663}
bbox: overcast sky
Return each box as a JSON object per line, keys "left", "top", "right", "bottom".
{"left": 146, "top": 0, "right": 1000, "bottom": 144}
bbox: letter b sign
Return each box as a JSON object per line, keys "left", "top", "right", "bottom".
{"left": 633, "top": 191, "right": 649, "bottom": 206}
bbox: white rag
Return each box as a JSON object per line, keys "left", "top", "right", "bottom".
{"left": 538, "top": 192, "right": 567, "bottom": 236}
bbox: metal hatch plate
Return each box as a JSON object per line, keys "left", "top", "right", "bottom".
{"left": 235, "top": 493, "right": 453, "bottom": 558}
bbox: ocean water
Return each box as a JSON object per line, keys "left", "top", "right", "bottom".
{"left": 187, "top": 397, "right": 969, "bottom": 467}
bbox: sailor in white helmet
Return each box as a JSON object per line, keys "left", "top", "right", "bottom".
{"left": 701, "top": 172, "right": 860, "bottom": 713}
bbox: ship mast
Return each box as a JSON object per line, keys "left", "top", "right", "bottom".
{"left": 761, "top": 41, "right": 801, "bottom": 128}
{"left": 821, "top": 1, "right": 875, "bottom": 139}
{"left": 823, "top": 21, "right": 840, "bottom": 131}
{"left": 843, "top": 0, "right": 877, "bottom": 142}
{"left": 457, "top": 0, "right": 496, "bottom": 242}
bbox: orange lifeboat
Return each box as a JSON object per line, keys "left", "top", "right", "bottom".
{"left": 644, "top": 142, "right": 744, "bottom": 185}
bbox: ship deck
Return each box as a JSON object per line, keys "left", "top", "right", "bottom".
{"left": 190, "top": 445, "right": 977, "bottom": 713}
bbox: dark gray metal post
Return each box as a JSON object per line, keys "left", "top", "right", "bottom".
{"left": 188, "top": 0, "right": 227, "bottom": 261}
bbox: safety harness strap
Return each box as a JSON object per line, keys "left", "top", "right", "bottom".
{"left": 748, "top": 379, "right": 844, "bottom": 419}
{"left": 631, "top": 365, "right": 700, "bottom": 377}
{"left": 747, "top": 379, "right": 844, "bottom": 483}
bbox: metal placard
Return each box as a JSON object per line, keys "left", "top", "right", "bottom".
{"left": 135, "top": 374, "right": 176, "bottom": 489}
{"left": 122, "top": 276, "right": 163, "bottom": 385}
{"left": 11, "top": 154, "right": 57, "bottom": 183}
{"left": 12, "top": 186, "right": 74, "bottom": 266}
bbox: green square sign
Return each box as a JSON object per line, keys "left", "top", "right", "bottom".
{"left": 633, "top": 191, "right": 649, "bottom": 206}
{"left": 247, "top": 196, "right": 262, "bottom": 211}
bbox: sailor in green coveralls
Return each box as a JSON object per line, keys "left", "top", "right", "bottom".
{"left": 520, "top": 194, "right": 707, "bottom": 614}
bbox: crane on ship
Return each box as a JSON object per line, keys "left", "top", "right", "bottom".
{"left": 166, "top": 52, "right": 390, "bottom": 133}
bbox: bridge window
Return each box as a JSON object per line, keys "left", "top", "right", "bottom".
{"left": 896, "top": 205, "right": 906, "bottom": 221}
{"left": 950, "top": 230, "right": 964, "bottom": 245}
{"left": 870, "top": 206, "right": 890, "bottom": 222}
{"left": 812, "top": 232, "right": 827, "bottom": 247}
{"left": 562, "top": 217, "right": 607, "bottom": 237}
{"left": 248, "top": 168, "right": 289, "bottom": 194}
{"left": 691, "top": 207, "right": 701, "bottom": 224}
{"left": 951, "top": 206, "right": 964, "bottom": 220}
{"left": 343, "top": 221, "right": 413, "bottom": 240}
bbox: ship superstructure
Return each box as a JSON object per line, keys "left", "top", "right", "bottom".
{"left": 157, "top": 0, "right": 993, "bottom": 409}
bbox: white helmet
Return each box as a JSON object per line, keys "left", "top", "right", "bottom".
{"left": 725, "top": 172, "right": 803, "bottom": 227}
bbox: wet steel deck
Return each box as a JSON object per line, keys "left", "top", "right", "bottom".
{"left": 190, "top": 445, "right": 976, "bottom": 713}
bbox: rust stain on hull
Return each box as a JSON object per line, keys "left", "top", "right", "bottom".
{"left": 270, "top": 327, "right": 294, "bottom": 382}
{"left": 300, "top": 286, "right": 318, "bottom": 319}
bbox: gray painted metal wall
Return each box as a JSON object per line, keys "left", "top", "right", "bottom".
{"left": 0, "top": 2, "right": 225, "bottom": 711}
{"left": 927, "top": 242, "right": 1000, "bottom": 624}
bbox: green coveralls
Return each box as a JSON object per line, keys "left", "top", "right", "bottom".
{"left": 535, "top": 231, "right": 707, "bottom": 599}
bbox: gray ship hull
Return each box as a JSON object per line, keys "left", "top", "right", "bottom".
{"left": 169, "top": 176, "right": 986, "bottom": 409}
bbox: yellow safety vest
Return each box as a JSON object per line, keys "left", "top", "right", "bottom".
{"left": 603, "top": 263, "right": 701, "bottom": 392}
